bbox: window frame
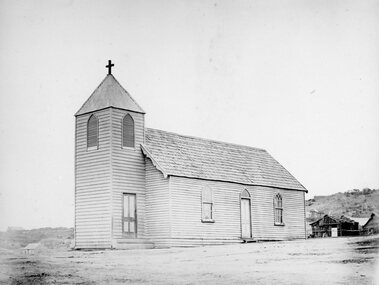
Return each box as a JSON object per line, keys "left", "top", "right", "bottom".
{"left": 87, "top": 114, "right": 99, "bottom": 151}
{"left": 121, "top": 113, "right": 135, "bottom": 149}
{"left": 274, "top": 193, "right": 284, "bottom": 226}
{"left": 201, "top": 187, "right": 215, "bottom": 223}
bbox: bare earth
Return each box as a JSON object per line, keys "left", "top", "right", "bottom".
{"left": 0, "top": 235, "right": 378, "bottom": 285}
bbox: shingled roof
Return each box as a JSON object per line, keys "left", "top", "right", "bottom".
{"left": 75, "top": 75, "right": 145, "bottom": 116}
{"left": 142, "top": 128, "right": 307, "bottom": 191}
{"left": 310, "top": 215, "right": 357, "bottom": 226}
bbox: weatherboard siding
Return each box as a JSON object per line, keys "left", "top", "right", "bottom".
{"left": 251, "top": 186, "right": 305, "bottom": 240}
{"left": 75, "top": 109, "right": 112, "bottom": 249}
{"left": 145, "top": 158, "right": 171, "bottom": 247}
{"left": 168, "top": 176, "right": 305, "bottom": 246}
{"left": 110, "top": 108, "right": 147, "bottom": 240}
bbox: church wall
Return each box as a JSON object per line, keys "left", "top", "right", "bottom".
{"left": 75, "top": 109, "right": 112, "bottom": 249}
{"left": 145, "top": 158, "right": 171, "bottom": 247}
{"left": 168, "top": 176, "right": 306, "bottom": 246}
{"left": 251, "top": 186, "right": 306, "bottom": 240}
{"left": 110, "top": 108, "right": 147, "bottom": 240}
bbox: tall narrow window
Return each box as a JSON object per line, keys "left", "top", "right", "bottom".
{"left": 87, "top": 114, "right": 98, "bottom": 149}
{"left": 274, "top": 193, "right": 283, "bottom": 225}
{"left": 122, "top": 114, "right": 135, "bottom": 148}
{"left": 202, "top": 187, "right": 214, "bottom": 222}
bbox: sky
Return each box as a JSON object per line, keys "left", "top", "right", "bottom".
{"left": 0, "top": 0, "right": 378, "bottom": 231}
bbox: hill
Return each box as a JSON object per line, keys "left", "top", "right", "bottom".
{"left": 306, "top": 188, "right": 379, "bottom": 221}
{"left": 0, "top": 227, "right": 74, "bottom": 249}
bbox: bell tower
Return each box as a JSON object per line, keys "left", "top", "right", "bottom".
{"left": 74, "top": 61, "right": 146, "bottom": 249}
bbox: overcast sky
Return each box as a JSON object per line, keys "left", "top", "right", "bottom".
{"left": 0, "top": 0, "right": 378, "bottom": 230}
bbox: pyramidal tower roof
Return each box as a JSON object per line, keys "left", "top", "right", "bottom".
{"left": 75, "top": 74, "right": 145, "bottom": 116}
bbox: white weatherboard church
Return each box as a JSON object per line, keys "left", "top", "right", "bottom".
{"left": 74, "top": 61, "right": 308, "bottom": 249}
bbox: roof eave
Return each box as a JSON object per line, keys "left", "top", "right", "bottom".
{"left": 166, "top": 173, "right": 308, "bottom": 192}
{"left": 74, "top": 106, "right": 146, "bottom": 117}
{"left": 140, "top": 144, "right": 168, "bottom": 178}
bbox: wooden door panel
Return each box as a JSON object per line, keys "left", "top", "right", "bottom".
{"left": 123, "top": 194, "right": 137, "bottom": 237}
{"left": 241, "top": 198, "right": 251, "bottom": 238}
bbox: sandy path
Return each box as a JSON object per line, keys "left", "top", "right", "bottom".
{"left": 1, "top": 235, "right": 378, "bottom": 284}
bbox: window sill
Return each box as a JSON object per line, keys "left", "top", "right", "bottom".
{"left": 122, "top": 233, "right": 137, "bottom": 238}
{"left": 274, "top": 223, "right": 285, "bottom": 226}
{"left": 201, "top": 219, "right": 215, "bottom": 223}
{"left": 122, "top": 146, "right": 135, "bottom": 150}
{"left": 87, "top": 146, "right": 98, "bottom": 151}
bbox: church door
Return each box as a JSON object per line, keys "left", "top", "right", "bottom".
{"left": 241, "top": 197, "right": 252, "bottom": 238}
{"left": 123, "top": 193, "right": 137, "bottom": 238}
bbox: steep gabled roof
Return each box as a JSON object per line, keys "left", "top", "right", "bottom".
{"left": 142, "top": 128, "right": 307, "bottom": 191}
{"left": 363, "top": 212, "right": 378, "bottom": 228}
{"left": 75, "top": 74, "right": 144, "bottom": 116}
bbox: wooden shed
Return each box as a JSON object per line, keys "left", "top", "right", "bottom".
{"left": 23, "top": 243, "right": 40, "bottom": 255}
{"left": 310, "top": 215, "right": 359, "bottom": 238}
{"left": 74, "top": 63, "right": 308, "bottom": 249}
{"left": 363, "top": 213, "right": 379, "bottom": 235}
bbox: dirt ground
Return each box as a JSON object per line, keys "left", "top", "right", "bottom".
{"left": 0, "top": 235, "right": 378, "bottom": 285}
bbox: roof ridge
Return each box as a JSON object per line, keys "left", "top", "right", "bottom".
{"left": 146, "top": 127, "right": 266, "bottom": 152}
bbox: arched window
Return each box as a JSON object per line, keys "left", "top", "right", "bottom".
{"left": 201, "top": 187, "right": 214, "bottom": 222}
{"left": 122, "top": 114, "right": 135, "bottom": 148}
{"left": 87, "top": 114, "right": 98, "bottom": 149}
{"left": 274, "top": 193, "right": 283, "bottom": 225}
{"left": 241, "top": 189, "right": 251, "bottom": 199}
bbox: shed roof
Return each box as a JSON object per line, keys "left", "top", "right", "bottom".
{"left": 24, "top": 243, "right": 40, "bottom": 250}
{"left": 344, "top": 216, "right": 370, "bottom": 226}
{"left": 75, "top": 74, "right": 145, "bottom": 116}
{"left": 310, "top": 215, "right": 356, "bottom": 226}
{"left": 143, "top": 128, "right": 307, "bottom": 191}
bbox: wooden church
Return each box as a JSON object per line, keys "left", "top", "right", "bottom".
{"left": 74, "top": 61, "right": 308, "bottom": 249}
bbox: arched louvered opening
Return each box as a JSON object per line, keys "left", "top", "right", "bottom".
{"left": 274, "top": 193, "right": 283, "bottom": 225}
{"left": 87, "top": 114, "right": 99, "bottom": 149}
{"left": 122, "top": 114, "right": 135, "bottom": 148}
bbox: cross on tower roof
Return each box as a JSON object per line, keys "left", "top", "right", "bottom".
{"left": 106, "top": 60, "right": 114, "bottom": 75}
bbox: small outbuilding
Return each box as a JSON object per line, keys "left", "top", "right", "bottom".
{"left": 363, "top": 213, "right": 379, "bottom": 235}
{"left": 310, "top": 215, "right": 359, "bottom": 238}
{"left": 23, "top": 243, "right": 40, "bottom": 255}
{"left": 345, "top": 216, "right": 370, "bottom": 231}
